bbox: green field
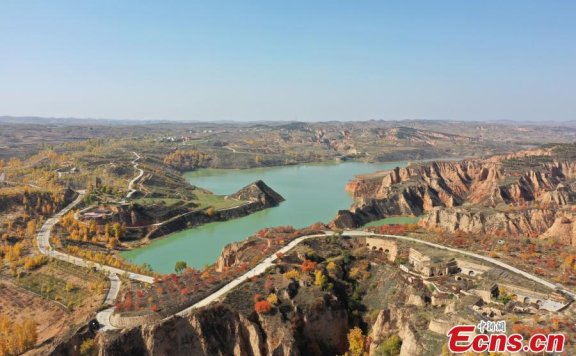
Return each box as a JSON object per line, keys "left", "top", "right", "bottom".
{"left": 193, "top": 191, "right": 249, "bottom": 210}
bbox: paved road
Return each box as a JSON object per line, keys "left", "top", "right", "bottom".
{"left": 55, "top": 227, "right": 570, "bottom": 330}
{"left": 37, "top": 192, "right": 86, "bottom": 255}
{"left": 97, "top": 273, "right": 121, "bottom": 331}
{"left": 36, "top": 189, "right": 155, "bottom": 330}
{"left": 369, "top": 232, "right": 576, "bottom": 300}
{"left": 171, "top": 229, "right": 574, "bottom": 320}
{"left": 104, "top": 273, "right": 121, "bottom": 305}
{"left": 174, "top": 233, "right": 330, "bottom": 317}
{"left": 96, "top": 307, "right": 117, "bottom": 331}
{"left": 36, "top": 191, "right": 154, "bottom": 284}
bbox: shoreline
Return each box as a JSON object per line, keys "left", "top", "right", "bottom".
{"left": 118, "top": 156, "right": 471, "bottom": 271}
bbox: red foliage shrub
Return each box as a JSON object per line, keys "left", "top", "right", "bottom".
{"left": 301, "top": 259, "right": 318, "bottom": 273}
{"left": 371, "top": 224, "right": 407, "bottom": 235}
{"left": 254, "top": 300, "right": 272, "bottom": 314}
{"left": 271, "top": 226, "right": 295, "bottom": 234}
{"left": 123, "top": 298, "right": 133, "bottom": 310}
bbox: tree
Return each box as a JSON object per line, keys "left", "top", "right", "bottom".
{"left": 347, "top": 327, "right": 365, "bottom": 356}
{"left": 254, "top": 300, "right": 272, "bottom": 314}
{"left": 315, "top": 270, "right": 328, "bottom": 289}
{"left": 79, "top": 338, "right": 96, "bottom": 356}
{"left": 376, "top": 335, "right": 402, "bottom": 356}
{"left": 65, "top": 281, "right": 75, "bottom": 293}
{"left": 0, "top": 317, "right": 37, "bottom": 355}
{"left": 26, "top": 220, "right": 37, "bottom": 237}
{"left": 89, "top": 220, "right": 97, "bottom": 235}
{"left": 112, "top": 222, "right": 124, "bottom": 240}
{"left": 106, "top": 238, "right": 118, "bottom": 249}
{"left": 266, "top": 293, "right": 279, "bottom": 305}
{"left": 284, "top": 269, "right": 300, "bottom": 280}
{"left": 327, "top": 261, "right": 338, "bottom": 274}
{"left": 440, "top": 343, "right": 451, "bottom": 356}
{"left": 175, "top": 260, "right": 188, "bottom": 274}
{"left": 301, "top": 259, "right": 317, "bottom": 273}
{"left": 561, "top": 255, "right": 575, "bottom": 271}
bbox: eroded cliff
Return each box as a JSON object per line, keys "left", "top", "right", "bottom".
{"left": 337, "top": 144, "right": 576, "bottom": 246}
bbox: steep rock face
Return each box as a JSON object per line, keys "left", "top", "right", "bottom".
{"left": 369, "top": 308, "right": 425, "bottom": 356}
{"left": 539, "top": 184, "right": 576, "bottom": 205}
{"left": 338, "top": 148, "right": 576, "bottom": 245}
{"left": 331, "top": 209, "right": 367, "bottom": 229}
{"left": 348, "top": 158, "right": 576, "bottom": 212}
{"left": 547, "top": 161, "right": 576, "bottom": 179}
{"left": 98, "top": 300, "right": 349, "bottom": 356}
{"left": 419, "top": 208, "right": 557, "bottom": 237}
{"left": 215, "top": 238, "right": 261, "bottom": 272}
{"left": 102, "top": 305, "right": 265, "bottom": 356}
{"left": 228, "top": 180, "right": 285, "bottom": 208}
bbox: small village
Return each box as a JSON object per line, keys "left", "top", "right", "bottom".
{"left": 363, "top": 236, "right": 572, "bottom": 315}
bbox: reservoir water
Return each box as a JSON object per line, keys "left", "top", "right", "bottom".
{"left": 122, "top": 161, "right": 409, "bottom": 273}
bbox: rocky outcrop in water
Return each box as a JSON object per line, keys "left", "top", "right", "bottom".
{"left": 228, "top": 180, "right": 285, "bottom": 207}
{"left": 146, "top": 181, "right": 284, "bottom": 240}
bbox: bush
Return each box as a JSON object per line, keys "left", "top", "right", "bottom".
{"left": 301, "top": 259, "right": 317, "bottom": 273}
{"left": 347, "top": 327, "right": 365, "bottom": 356}
{"left": 267, "top": 293, "right": 279, "bottom": 305}
{"left": 79, "top": 338, "right": 97, "bottom": 356}
{"left": 284, "top": 269, "right": 300, "bottom": 280}
{"left": 254, "top": 300, "right": 272, "bottom": 314}
{"left": 376, "top": 334, "right": 402, "bottom": 356}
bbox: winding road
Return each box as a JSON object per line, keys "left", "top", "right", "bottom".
{"left": 96, "top": 273, "right": 121, "bottom": 331}
{"left": 36, "top": 187, "right": 574, "bottom": 330}
{"left": 34, "top": 153, "right": 155, "bottom": 329}
{"left": 168, "top": 230, "right": 573, "bottom": 321}
{"left": 36, "top": 191, "right": 154, "bottom": 283}
{"left": 36, "top": 188, "right": 154, "bottom": 330}
{"left": 125, "top": 152, "right": 144, "bottom": 200}
{"left": 169, "top": 230, "right": 575, "bottom": 322}
{"left": 174, "top": 233, "right": 329, "bottom": 317}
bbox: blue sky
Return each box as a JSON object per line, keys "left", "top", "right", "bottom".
{"left": 0, "top": 1, "right": 574, "bottom": 122}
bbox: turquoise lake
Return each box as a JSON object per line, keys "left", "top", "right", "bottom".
{"left": 121, "top": 161, "right": 410, "bottom": 273}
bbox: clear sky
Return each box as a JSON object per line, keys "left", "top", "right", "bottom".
{"left": 0, "top": 1, "right": 575, "bottom": 122}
